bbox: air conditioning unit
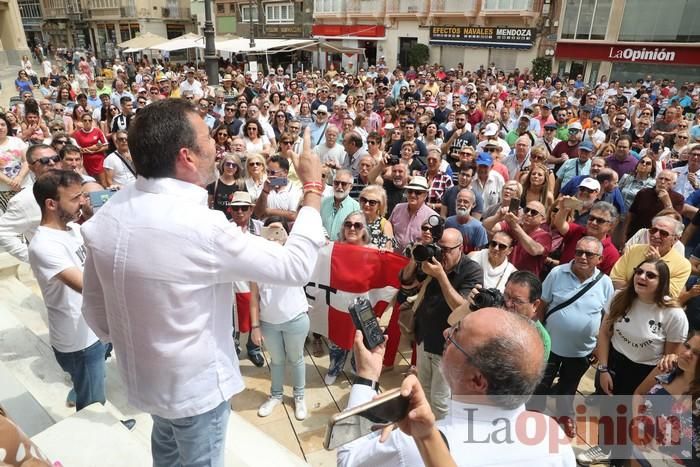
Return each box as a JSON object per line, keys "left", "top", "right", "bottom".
{"left": 162, "top": 7, "right": 170, "bottom": 17}
{"left": 407, "top": 6, "right": 417, "bottom": 11}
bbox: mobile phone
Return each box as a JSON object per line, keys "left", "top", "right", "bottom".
{"left": 324, "top": 388, "right": 410, "bottom": 450}
{"left": 261, "top": 225, "right": 287, "bottom": 244}
{"left": 562, "top": 197, "right": 583, "bottom": 211}
{"left": 348, "top": 297, "right": 384, "bottom": 350}
{"left": 508, "top": 197, "right": 520, "bottom": 214}
{"left": 268, "top": 177, "right": 288, "bottom": 187}
{"left": 88, "top": 189, "right": 116, "bottom": 211}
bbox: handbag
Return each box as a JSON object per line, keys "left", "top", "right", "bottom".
{"left": 543, "top": 271, "right": 604, "bottom": 326}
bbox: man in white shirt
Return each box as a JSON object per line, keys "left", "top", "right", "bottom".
{"left": 313, "top": 125, "right": 346, "bottom": 168}
{"left": 337, "top": 308, "right": 575, "bottom": 467}
{"left": 0, "top": 144, "right": 62, "bottom": 262}
{"left": 80, "top": 100, "right": 324, "bottom": 467}
{"left": 178, "top": 68, "right": 203, "bottom": 99}
{"left": 253, "top": 155, "right": 302, "bottom": 223}
{"left": 28, "top": 169, "right": 106, "bottom": 410}
{"left": 672, "top": 145, "right": 700, "bottom": 199}
{"left": 471, "top": 152, "right": 505, "bottom": 212}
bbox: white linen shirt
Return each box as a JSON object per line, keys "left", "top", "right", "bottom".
{"left": 0, "top": 187, "right": 40, "bottom": 262}
{"left": 80, "top": 176, "right": 324, "bottom": 419}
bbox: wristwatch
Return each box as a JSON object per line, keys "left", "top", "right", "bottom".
{"left": 353, "top": 376, "right": 380, "bottom": 392}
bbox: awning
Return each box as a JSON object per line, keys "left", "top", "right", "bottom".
{"left": 150, "top": 33, "right": 205, "bottom": 52}
{"left": 118, "top": 32, "right": 168, "bottom": 51}
{"left": 215, "top": 38, "right": 316, "bottom": 54}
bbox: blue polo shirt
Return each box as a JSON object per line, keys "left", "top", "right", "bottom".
{"left": 541, "top": 262, "right": 614, "bottom": 358}
{"left": 320, "top": 196, "right": 360, "bottom": 241}
{"left": 445, "top": 216, "right": 488, "bottom": 251}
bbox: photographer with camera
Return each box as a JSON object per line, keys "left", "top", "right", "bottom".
{"left": 399, "top": 226, "right": 482, "bottom": 419}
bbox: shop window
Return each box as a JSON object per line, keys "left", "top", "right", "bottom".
{"left": 619, "top": 0, "right": 700, "bottom": 42}
{"left": 561, "top": 0, "right": 612, "bottom": 40}
{"left": 217, "top": 3, "right": 225, "bottom": 13}
{"left": 241, "top": 5, "right": 259, "bottom": 21}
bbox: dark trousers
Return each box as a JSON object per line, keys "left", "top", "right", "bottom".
{"left": 533, "top": 351, "right": 590, "bottom": 416}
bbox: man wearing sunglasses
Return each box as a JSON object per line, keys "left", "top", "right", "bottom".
{"left": 320, "top": 169, "right": 359, "bottom": 240}
{"left": 0, "top": 144, "right": 62, "bottom": 262}
{"left": 612, "top": 216, "right": 690, "bottom": 297}
{"left": 536, "top": 236, "right": 614, "bottom": 439}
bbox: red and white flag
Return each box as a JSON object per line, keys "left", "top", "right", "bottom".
{"left": 305, "top": 242, "right": 409, "bottom": 350}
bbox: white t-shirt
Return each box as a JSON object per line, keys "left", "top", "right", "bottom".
{"left": 267, "top": 182, "right": 302, "bottom": 213}
{"left": 0, "top": 136, "right": 30, "bottom": 192}
{"left": 103, "top": 151, "right": 136, "bottom": 186}
{"left": 467, "top": 249, "right": 517, "bottom": 292}
{"left": 28, "top": 224, "right": 99, "bottom": 353}
{"left": 608, "top": 297, "right": 688, "bottom": 366}
{"left": 258, "top": 284, "right": 308, "bottom": 324}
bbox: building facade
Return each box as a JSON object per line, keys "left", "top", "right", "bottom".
{"left": 17, "top": 0, "right": 196, "bottom": 59}
{"left": 214, "top": 0, "right": 313, "bottom": 39}
{"left": 1, "top": 0, "right": 31, "bottom": 66}
{"left": 312, "top": 0, "right": 559, "bottom": 72}
{"left": 554, "top": 0, "right": 700, "bottom": 85}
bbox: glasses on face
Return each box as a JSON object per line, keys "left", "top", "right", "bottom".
{"left": 634, "top": 268, "right": 658, "bottom": 280}
{"left": 592, "top": 120, "right": 602, "bottom": 124}
{"left": 223, "top": 162, "right": 238, "bottom": 169}
{"left": 343, "top": 221, "right": 364, "bottom": 230}
{"left": 578, "top": 186, "right": 596, "bottom": 194}
{"left": 523, "top": 207, "right": 541, "bottom": 217}
{"left": 649, "top": 226, "right": 672, "bottom": 238}
{"left": 54, "top": 139, "right": 68, "bottom": 144}
{"left": 406, "top": 189, "right": 424, "bottom": 196}
{"left": 444, "top": 321, "right": 472, "bottom": 359}
{"left": 247, "top": 127, "right": 258, "bottom": 132}
{"left": 116, "top": 137, "right": 128, "bottom": 143}
{"left": 333, "top": 180, "right": 351, "bottom": 189}
{"left": 32, "top": 154, "right": 61, "bottom": 165}
{"left": 248, "top": 161, "right": 263, "bottom": 167}
{"left": 217, "top": 132, "right": 228, "bottom": 137}
{"left": 359, "top": 197, "right": 379, "bottom": 206}
{"left": 231, "top": 205, "right": 250, "bottom": 212}
{"left": 575, "top": 249, "right": 599, "bottom": 259}
{"left": 225, "top": 108, "right": 235, "bottom": 112}
{"left": 489, "top": 240, "right": 510, "bottom": 251}
{"left": 588, "top": 214, "right": 610, "bottom": 225}
{"left": 639, "top": 159, "right": 653, "bottom": 166}
{"left": 678, "top": 136, "right": 689, "bottom": 140}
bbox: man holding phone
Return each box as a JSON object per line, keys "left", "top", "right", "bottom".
{"left": 336, "top": 309, "right": 575, "bottom": 466}
{"left": 253, "top": 155, "right": 302, "bottom": 222}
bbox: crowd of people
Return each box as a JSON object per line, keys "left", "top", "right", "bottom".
{"left": 1, "top": 50, "right": 700, "bottom": 466}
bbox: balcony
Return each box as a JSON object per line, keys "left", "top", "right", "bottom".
{"left": 314, "top": 0, "right": 344, "bottom": 16}
{"left": 430, "top": 0, "right": 477, "bottom": 16}
{"left": 346, "top": 0, "right": 383, "bottom": 17}
{"left": 481, "top": 0, "right": 537, "bottom": 16}
{"left": 386, "top": 0, "right": 428, "bottom": 16}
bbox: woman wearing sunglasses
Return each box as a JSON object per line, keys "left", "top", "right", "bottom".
{"left": 467, "top": 231, "right": 515, "bottom": 292}
{"left": 243, "top": 153, "right": 267, "bottom": 202}
{"left": 242, "top": 119, "right": 271, "bottom": 157}
{"left": 212, "top": 124, "right": 232, "bottom": 160}
{"left": 359, "top": 185, "right": 393, "bottom": 251}
{"left": 581, "top": 259, "right": 688, "bottom": 466}
{"left": 207, "top": 153, "right": 246, "bottom": 221}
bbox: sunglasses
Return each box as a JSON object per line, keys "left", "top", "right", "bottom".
{"left": 281, "top": 140, "right": 293, "bottom": 145}
{"left": 333, "top": 180, "right": 351, "bottom": 188}
{"left": 634, "top": 268, "right": 658, "bottom": 280}
{"left": 359, "top": 197, "right": 379, "bottom": 206}
{"left": 231, "top": 205, "right": 250, "bottom": 212}
{"left": 225, "top": 108, "right": 236, "bottom": 111}
{"left": 54, "top": 139, "right": 68, "bottom": 144}
{"left": 248, "top": 161, "right": 263, "bottom": 167}
{"left": 32, "top": 154, "right": 61, "bottom": 165}
{"left": 343, "top": 221, "right": 364, "bottom": 230}
{"left": 489, "top": 240, "right": 510, "bottom": 251}
{"left": 116, "top": 137, "right": 128, "bottom": 142}
{"left": 639, "top": 159, "right": 653, "bottom": 166}
{"left": 579, "top": 186, "right": 596, "bottom": 194}
{"left": 217, "top": 132, "right": 228, "bottom": 137}
{"left": 588, "top": 214, "right": 610, "bottom": 225}
{"left": 574, "top": 249, "right": 599, "bottom": 259}
{"left": 649, "top": 226, "right": 672, "bottom": 238}
{"left": 523, "top": 207, "right": 541, "bottom": 217}
{"left": 223, "top": 162, "right": 238, "bottom": 169}
{"left": 406, "top": 189, "right": 424, "bottom": 196}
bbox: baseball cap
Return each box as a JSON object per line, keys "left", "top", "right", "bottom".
{"left": 579, "top": 141, "right": 595, "bottom": 152}
{"left": 476, "top": 152, "right": 493, "bottom": 166}
{"left": 544, "top": 122, "right": 558, "bottom": 130}
{"left": 569, "top": 122, "right": 583, "bottom": 131}
{"left": 483, "top": 123, "right": 499, "bottom": 137}
{"left": 579, "top": 177, "right": 601, "bottom": 191}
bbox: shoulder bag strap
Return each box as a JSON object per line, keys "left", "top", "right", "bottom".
{"left": 316, "top": 120, "right": 329, "bottom": 146}
{"left": 543, "top": 271, "right": 604, "bottom": 324}
{"left": 113, "top": 151, "right": 136, "bottom": 176}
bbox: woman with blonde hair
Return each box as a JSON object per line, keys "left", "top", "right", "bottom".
{"left": 207, "top": 153, "right": 246, "bottom": 220}
{"left": 243, "top": 153, "right": 267, "bottom": 202}
{"left": 521, "top": 145, "right": 555, "bottom": 192}
{"left": 359, "top": 185, "right": 394, "bottom": 250}
{"left": 520, "top": 162, "right": 553, "bottom": 208}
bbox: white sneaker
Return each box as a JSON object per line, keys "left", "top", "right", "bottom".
{"left": 576, "top": 445, "right": 611, "bottom": 465}
{"left": 324, "top": 373, "right": 337, "bottom": 385}
{"left": 257, "top": 397, "right": 282, "bottom": 417}
{"left": 294, "top": 396, "right": 307, "bottom": 421}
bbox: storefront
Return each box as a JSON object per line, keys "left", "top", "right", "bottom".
{"left": 428, "top": 26, "right": 539, "bottom": 72}
{"left": 555, "top": 42, "right": 700, "bottom": 85}
{"left": 311, "top": 24, "right": 384, "bottom": 70}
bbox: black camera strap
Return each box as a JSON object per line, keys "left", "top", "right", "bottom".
{"left": 543, "top": 271, "right": 603, "bottom": 325}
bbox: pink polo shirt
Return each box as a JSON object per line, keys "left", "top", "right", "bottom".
{"left": 389, "top": 202, "right": 439, "bottom": 253}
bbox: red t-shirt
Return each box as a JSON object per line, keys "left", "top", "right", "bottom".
{"left": 500, "top": 222, "right": 552, "bottom": 278}
{"left": 559, "top": 222, "right": 619, "bottom": 274}
{"left": 72, "top": 127, "right": 107, "bottom": 158}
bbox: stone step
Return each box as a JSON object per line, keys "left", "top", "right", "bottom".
{"left": 0, "top": 360, "right": 54, "bottom": 437}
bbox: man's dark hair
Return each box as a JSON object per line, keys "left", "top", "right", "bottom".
{"left": 33, "top": 169, "right": 83, "bottom": 214}
{"left": 616, "top": 134, "right": 632, "bottom": 145}
{"left": 505, "top": 271, "right": 541, "bottom": 303}
{"left": 120, "top": 95, "right": 132, "bottom": 106}
{"left": 344, "top": 132, "right": 363, "bottom": 149}
{"left": 59, "top": 144, "right": 81, "bottom": 159}
{"left": 127, "top": 99, "right": 199, "bottom": 178}
{"left": 596, "top": 170, "right": 616, "bottom": 185}
{"left": 454, "top": 109, "right": 468, "bottom": 117}
{"left": 26, "top": 144, "right": 53, "bottom": 164}
{"left": 268, "top": 155, "right": 289, "bottom": 172}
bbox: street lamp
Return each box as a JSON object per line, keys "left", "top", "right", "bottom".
{"left": 203, "top": 0, "right": 218, "bottom": 85}
{"left": 249, "top": 0, "right": 256, "bottom": 48}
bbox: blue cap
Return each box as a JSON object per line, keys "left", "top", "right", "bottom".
{"left": 579, "top": 141, "right": 594, "bottom": 152}
{"left": 476, "top": 152, "right": 493, "bottom": 166}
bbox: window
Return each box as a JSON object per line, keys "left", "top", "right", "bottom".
{"left": 561, "top": 0, "right": 611, "bottom": 40}
{"left": 217, "top": 3, "right": 224, "bottom": 13}
{"left": 483, "top": 0, "right": 534, "bottom": 9}
{"left": 619, "top": 0, "right": 700, "bottom": 42}
{"left": 265, "top": 2, "right": 294, "bottom": 23}
{"left": 229, "top": 3, "right": 236, "bottom": 13}
{"left": 241, "top": 4, "right": 259, "bottom": 21}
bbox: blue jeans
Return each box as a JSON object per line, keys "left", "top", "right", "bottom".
{"left": 53, "top": 340, "right": 106, "bottom": 411}
{"left": 151, "top": 400, "right": 231, "bottom": 467}
{"left": 261, "top": 312, "right": 309, "bottom": 398}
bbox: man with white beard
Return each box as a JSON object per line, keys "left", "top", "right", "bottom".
{"left": 445, "top": 189, "right": 488, "bottom": 252}
{"left": 320, "top": 169, "right": 360, "bottom": 240}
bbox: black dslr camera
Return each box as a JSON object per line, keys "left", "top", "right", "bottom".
{"left": 469, "top": 288, "right": 505, "bottom": 311}
{"left": 412, "top": 215, "right": 445, "bottom": 263}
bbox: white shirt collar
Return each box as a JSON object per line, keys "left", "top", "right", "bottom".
{"left": 134, "top": 176, "right": 208, "bottom": 206}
